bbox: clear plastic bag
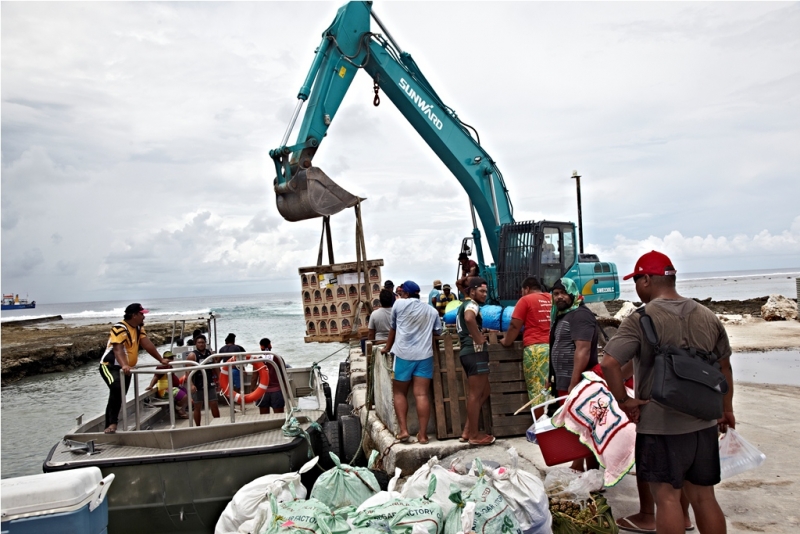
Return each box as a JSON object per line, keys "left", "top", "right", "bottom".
{"left": 543, "top": 467, "right": 603, "bottom": 501}
{"left": 719, "top": 429, "right": 766, "bottom": 480}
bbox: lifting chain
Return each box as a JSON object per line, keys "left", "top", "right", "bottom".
{"left": 373, "top": 74, "right": 380, "bottom": 107}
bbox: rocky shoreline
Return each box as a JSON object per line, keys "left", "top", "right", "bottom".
{"left": 605, "top": 296, "right": 774, "bottom": 317}
{"left": 1, "top": 320, "right": 207, "bottom": 385}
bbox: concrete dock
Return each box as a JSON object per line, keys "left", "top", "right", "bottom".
{"left": 344, "top": 329, "right": 800, "bottom": 533}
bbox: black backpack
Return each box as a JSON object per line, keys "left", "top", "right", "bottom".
{"left": 638, "top": 307, "right": 728, "bottom": 421}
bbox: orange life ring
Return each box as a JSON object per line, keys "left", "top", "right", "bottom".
{"left": 218, "top": 357, "right": 269, "bottom": 404}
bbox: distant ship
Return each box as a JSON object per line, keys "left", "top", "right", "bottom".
{"left": 2, "top": 294, "right": 36, "bottom": 310}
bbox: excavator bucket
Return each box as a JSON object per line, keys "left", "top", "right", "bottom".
{"left": 275, "top": 167, "right": 362, "bottom": 222}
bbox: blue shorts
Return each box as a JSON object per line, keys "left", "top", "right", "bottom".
{"left": 393, "top": 356, "right": 434, "bottom": 382}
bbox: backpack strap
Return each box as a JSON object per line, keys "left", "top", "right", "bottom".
{"left": 636, "top": 306, "right": 661, "bottom": 348}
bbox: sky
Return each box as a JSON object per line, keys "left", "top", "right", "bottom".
{"left": 2, "top": 1, "right": 799, "bottom": 304}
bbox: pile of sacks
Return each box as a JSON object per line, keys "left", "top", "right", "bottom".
{"left": 216, "top": 448, "right": 552, "bottom": 534}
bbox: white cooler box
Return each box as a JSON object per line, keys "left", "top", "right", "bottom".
{"left": 1, "top": 467, "right": 114, "bottom": 534}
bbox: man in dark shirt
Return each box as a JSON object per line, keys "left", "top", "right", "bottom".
{"left": 254, "top": 338, "right": 288, "bottom": 414}
{"left": 185, "top": 335, "right": 220, "bottom": 426}
{"left": 549, "top": 277, "right": 599, "bottom": 471}
{"left": 219, "top": 333, "right": 246, "bottom": 392}
{"left": 455, "top": 252, "right": 479, "bottom": 296}
{"left": 549, "top": 277, "right": 598, "bottom": 396}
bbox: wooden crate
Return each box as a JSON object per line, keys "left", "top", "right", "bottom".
{"left": 431, "top": 332, "right": 531, "bottom": 439}
{"left": 485, "top": 334, "right": 533, "bottom": 437}
{"left": 298, "top": 259, "right": 383, "bottom": 343}
{"left": 431, "top": 333, "right": 491, "bottom": 440}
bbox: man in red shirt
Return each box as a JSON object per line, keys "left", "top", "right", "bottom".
{"left": 500, "top": 277, "right": 551, "bottom": 418}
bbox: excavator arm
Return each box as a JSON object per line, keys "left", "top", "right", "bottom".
{"left": 270, "top": 1, "right": 621, "bottom": 305}
{"left": 269, "top": 1, "right": 513, "bottom": 263}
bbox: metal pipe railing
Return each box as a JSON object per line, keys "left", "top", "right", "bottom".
{"left": 124, "top": 360, "right": 199, "bottom": 431}
{"left": 121, "top": 352, "right": 298, "bottom": 431}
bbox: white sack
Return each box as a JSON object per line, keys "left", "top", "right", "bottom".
{"left": 485, "top": 448, "right": 551, "bottom": 534}
{"left": 214, "top": 456, "right": 318, "bottom": 534}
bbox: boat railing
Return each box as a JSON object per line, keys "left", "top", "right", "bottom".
{"left": 124, "top": 353, "right": 299, "bottom": 430}
{"left": 124, "top": 360, "right": 200, "bottom": 431}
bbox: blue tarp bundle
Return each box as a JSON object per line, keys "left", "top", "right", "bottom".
{"left": 480, "top": 305, "right": 503, "bottom": 331}
{"left": 444, "top": 304, "right": 517, "bottom": 332}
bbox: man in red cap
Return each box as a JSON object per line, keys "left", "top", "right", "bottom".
{"left": 99, "top": 303, "right": 170, "bottom": 434}
{"left": 601, "top": 251, "right": 735, "bottom": 533}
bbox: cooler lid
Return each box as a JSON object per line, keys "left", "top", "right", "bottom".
{"left": 1, "top": 467, "right": 103, "bottom": 517}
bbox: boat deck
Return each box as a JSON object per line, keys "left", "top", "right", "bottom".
{"left": 47, "top": 406, "right": 325, "bottom": 470}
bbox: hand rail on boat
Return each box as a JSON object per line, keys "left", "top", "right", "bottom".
{"left": 123, "top": 360, "right": 200, "bottom": 431}
{"left": 124, "top": 352, "right": 302, "bottom": 430}
{"left": 186, "top": 353, "right": 297, "bottom": 427}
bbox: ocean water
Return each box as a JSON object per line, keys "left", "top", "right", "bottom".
{"left": 1, "top": 268, "right": 799, "bottom": 479}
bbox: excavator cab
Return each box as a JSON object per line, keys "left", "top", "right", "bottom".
{"left": 496, "top": 220, "right": 619, "bottom": 305}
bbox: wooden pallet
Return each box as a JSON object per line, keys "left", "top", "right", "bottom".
{"left": 431, "top": 333, "right": 492, "bottom": 440}
{"left": 431, "top": 332, "right": 532, "bottom": 439}
{"left": 484, "top": 334, "right": 533, "bottom": 437}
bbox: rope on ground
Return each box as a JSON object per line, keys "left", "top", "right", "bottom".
{"left": 282, "top": 406, "right": 320, "bottom": 459}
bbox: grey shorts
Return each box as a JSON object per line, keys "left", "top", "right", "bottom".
{"left": 192, "top": 384, "right": 218, "bottom": 405}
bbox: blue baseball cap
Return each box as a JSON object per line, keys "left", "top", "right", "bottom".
{"left": 400, "top": 280, "right": 420, "bottom": 294}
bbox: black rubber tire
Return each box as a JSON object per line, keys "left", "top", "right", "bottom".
{"left": 320, "top": 420, "right": 342, "bottom": 468}
{"left": 322, "top": 381, "right": 334, "bottom": 421}
{"left": 339, "top": 414, "right": 362, "bottom": 465}
{"left": 339, "top": 361, "right": 349, "bottom": 375}
{"left": 370, "top": 469, "right": 390, "bottom": 491}
{"left": 337, "top": 403, "right": 354, "bottom": 418}
{"left": 333, "top": 373, "right": 351, "bottom": 419}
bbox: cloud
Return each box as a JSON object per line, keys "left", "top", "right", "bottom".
{"left": 595, "top": 215, "right": 800, "bottom": 273}
{"left": 51, "top": 233, "right": 63, "bottom": 245}
{"left": 4, "top": 248, "right": 45, "bottom": 278}
{"left": 56, "top": 260, "right": 78, "bottom": 276}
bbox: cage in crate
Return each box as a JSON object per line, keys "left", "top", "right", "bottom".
{"left": 369, "top": 267, "right": 381, "bottom": 282}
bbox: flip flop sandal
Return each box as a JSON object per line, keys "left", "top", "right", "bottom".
{"left": 616, "top": 517, "right": 655, "bottom": 533}
{"left": 104, "top": 426, "right": 117, "bottom": 434}
{"left": 396, "top": 434, "right": 410, "bottom": 443}
{"left": 416, "top": 434, "right": 430, "bottom": 445}
{"left": 468, "top": 435, "right": 496, "bottom": 446}
{"left": 458, "top": 437, "right": 469, "bottom": 443}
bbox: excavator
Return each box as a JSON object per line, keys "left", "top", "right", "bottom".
{"left": 269, "top": 1, "right": 619, "bottom": 307}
